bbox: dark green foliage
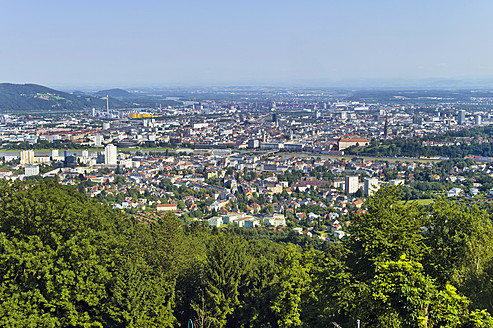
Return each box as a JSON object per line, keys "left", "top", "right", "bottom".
{"left": 2, "top": 180, "right": 493, "bottom": 327}
{"left": 347, "top": 185, "right": 427, "bottom": 280}
{"left": 0, "top": 180, "right": 122, "bottom": 326}
{"left": 346, "top": 128, "right": 493, "bottom": 158}
{"left": 0, "top": 180, "right": 181, "bottom": 327}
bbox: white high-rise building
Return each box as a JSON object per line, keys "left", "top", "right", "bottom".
{"left": 51, "top": 149, "right": 59, "bottom": 159}
{"left": 364, "top": 177, "right": 380, "bottom": 196}
{"left": 345, "top": 176, "right": 359, "bottom": 194}
{"left": 81, "top": 150, "right": 89, "bottom": 158}
{"left": 94, "top": 135, "right": 103, "bottom": 147}
{"left": 105, "top": 144, "right": 118, "bottom": 165}
{"left": 475, "top": 114, "right": 482, "bottom": 125}
{"left": 20, "top": 150, "right": 35, "bottom": 165}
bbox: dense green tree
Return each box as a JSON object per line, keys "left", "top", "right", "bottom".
{"left": 270, "top": 244, "right": 311, "bottom": 327}
{"left": 424, "top": 199, "right": 493, "bottom": 311}
{"left": 347, "top": 185, "right": 426, "bottom": 280}
{"left": 202, "top": 234, "right": 252, "bottom": 328}
{"left": 367, "top": 256, "right": 471, "bottom": 328}
{"left": 0, "top": 180, "right": 124, "bottom": 326}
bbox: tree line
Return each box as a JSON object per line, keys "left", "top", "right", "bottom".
{"left": 347, "top": 137, "right": 493, "bottom": 158}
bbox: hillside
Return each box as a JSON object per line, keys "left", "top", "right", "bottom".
{"left": 92, "top": 88, "right": 184, "bottom": 107}
{"left": 0, "top": 83, "right": 128, "bottom": 111}
{"left": 93, "top": 88, "right": 134, "bottom": 99}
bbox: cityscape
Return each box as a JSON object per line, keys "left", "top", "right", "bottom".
{"left": 3, "top": 87, "right": 493, "bottom": 231}
{"left": 4, "top": 0, "right": 493, "bottom": 327}
{"left": 3, "top": 86, "right": 493, "bottom": 327}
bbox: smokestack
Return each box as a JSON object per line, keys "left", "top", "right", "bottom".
{"left": 106, "top": 95, "right": 109, "bottom": 114}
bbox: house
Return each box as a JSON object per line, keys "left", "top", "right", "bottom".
{"left": 296, "top": 212, "right": 306, "bottom": 221}
{"left": 208, "top": 216, "right": 223, "bottom": 227}
{"left": 329, "top": 220, "right": 342, "bottom": 231}
{"left": 0, "top": 170, "right": 13, "bottom": 178}
{"left": 352, "top": 199, "right": 364, "bottom": 208}
{"left": 308, "top": 212, "right": 319, "bottom": 221}
{"left": 264, "top": 214, "right": 286, "bottom": 227}
{"left": 222, "top": 212, "right": 246, "bottom": 224}
{"left": 231, "top": 216, "right": 255, "bottom": 228}
{"left": 447, "top": 188, "right": 462, "bottom": 197}
{"left": 243, "top": 217, "right": 260, "bottom": 229}
{"left": 210, "top": 199, "right": 228, "bottom": 211}
{"left": 303, "top": 230, "right": 313, "bottom": 238}
{"left": 293, "top": 227, "right": 303, "bottom": 235}
{"left": 333, "top": 230, "right": 346, "bottom": 240}
{"left": 157, "top": 203, "right": 178, "bottom": 212}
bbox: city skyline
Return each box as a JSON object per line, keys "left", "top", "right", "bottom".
{"left": 2, "top": 0, "right": 493, "bottom": 88}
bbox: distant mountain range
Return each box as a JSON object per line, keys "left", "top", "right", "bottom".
{"left": 0, "top": 83, "right": 128, "bottom": 112}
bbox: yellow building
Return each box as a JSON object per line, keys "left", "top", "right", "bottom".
{"left": 20, "top": 150, "right": 35, "bottom": 165}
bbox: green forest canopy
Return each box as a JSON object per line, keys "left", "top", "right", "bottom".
{"left": 1, "top": 181, "right": 493, "bottom": 327}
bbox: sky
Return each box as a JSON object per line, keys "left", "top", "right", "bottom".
{"left": 1, "top": 0, "right": 493, "bottom": 88}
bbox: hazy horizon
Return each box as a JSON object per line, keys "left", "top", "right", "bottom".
{"left": 2, "top": 0, "right": 493, "bottom": 88}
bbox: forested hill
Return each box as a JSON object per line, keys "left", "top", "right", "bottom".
{"left": 0, "top": 83, "right": 128, "bottom": 111}
{"left": 93, "top": 88, "right": 134, "bottom": 99}
{"left": 2, "top": 180, "right": 493, "bottom": 327}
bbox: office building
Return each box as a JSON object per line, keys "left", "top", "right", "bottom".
{"left": 24, "top": 165, "right": 39, "bottom": 176}
{"left": 105, "top": 144, "right": 118, "bottom": 165}
{"left": 458, "top": 110, "right": 466, "bottom": 125}
{"left": 364, "top": 177, "right": 380, "bottom": 196}
{"left": 94, "top": 135, "right": 103, "bottom": 147}
{"left": 20, "top": 150, "right": 35, "bottom": 165}
{"left": 64, "top": 155, "right": 77, "bottom": 168}
{"left": 475, "top": 114, "right": 482, "bottom": 125}
{"left": 272, "top": 113, "right": 278, "bottom": 124}
{"left": 96, "top": 152, "right": 105, "bottom": 164}
{"left": 248, "top": 139, "right": 259, "bottom": 149}
{"left": 345, "top": 176, "right": 359, "bottom": 194}
{"left": 51, "top": 149, "right": 59, "bottom": 159}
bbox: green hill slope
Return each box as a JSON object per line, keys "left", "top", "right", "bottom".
{"left": 0, "top": 83, "right": 128, "bottom": 111}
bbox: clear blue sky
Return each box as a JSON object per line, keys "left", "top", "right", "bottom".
{"left": 1, "top": 0, "right": 493, "bottom": 88}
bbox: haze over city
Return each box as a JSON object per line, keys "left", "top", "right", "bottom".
{"left": 2, "top": 0, "right": 493, "bottom": 88}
